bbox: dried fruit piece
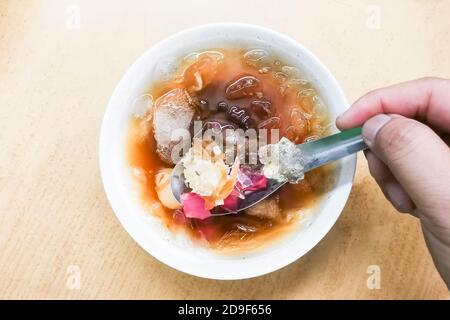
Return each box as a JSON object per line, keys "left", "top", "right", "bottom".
{"left": 284, "top": 125, "right": 304, "bottom": 144}
{"left": 221, "top": 188, "right": 241, "bottom": 212}
{"left": 182, "top": 55, "right": 218, "bottom": 92}
{"left": 225, "top": 75, "right": 261, "bottom": 100}
{"left": 203, "top": 118, "right": 237, "bottom": 134}
{"left": 297, "top": 88, "right": 316, "bottom": 98}
{"left": 193, "top": 218, "right": 219, "bottom": 242}
{"left": 274, "top": 71, "right": 288, "bottom": 83}
{"left": 290, "top": 108, "right": 310, "bottom": 136}
{"left": 243, "top": 49, "right": 271, "bottom": 68}
{"left": 217, "top": 101, "right": 228, "bottom": 112}
{"left": 180, "top": 193, "right": 211, "bottom": 220}
{"left": 257, "top": 116, "right": 280, "bottom": 130}
{"left": 250, "top": 100, "right": 272, "bottom": 119}
{"left": 182, "top": 52, "right": 200, "bottom": 65}
{"left": 198, "top": 50, "right": 224, "bottom": 63}
{"left": 236, "top": 166, "right": 268, "bottom": 192}
{"left": 246, "top": 198, "right": 281, "bottom": 220}
{"left": 281, "top": 66, "right": 308, "bottom": 85}
{"left": 226, "top": 105, "right": 254, "bottom": 129}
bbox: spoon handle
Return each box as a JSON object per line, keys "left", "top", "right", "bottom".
{"left": 298, "top": 127, "right": 368, "bottom": 172}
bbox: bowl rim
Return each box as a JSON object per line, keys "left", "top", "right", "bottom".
{"left": 99, "top": 22, "right": 356, "bottom": 280}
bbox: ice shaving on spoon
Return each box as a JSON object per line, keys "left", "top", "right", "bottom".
{"left": 258, "top": 137, "right": 305, "bottom": 184}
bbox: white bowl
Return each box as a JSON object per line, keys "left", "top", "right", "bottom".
{"left": 99, "top": 23, "right": 356, "bottom": 280}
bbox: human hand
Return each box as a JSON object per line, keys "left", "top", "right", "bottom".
{"left": 336, "top": 77, "right": 450, "bottom": 289}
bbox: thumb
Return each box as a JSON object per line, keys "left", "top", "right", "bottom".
{"left": 362, "top": 114, "right": 450, "bottom": 224}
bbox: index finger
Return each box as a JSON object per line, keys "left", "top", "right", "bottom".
{"left": 336, "top": 77, "right": 450, "bottom": 133}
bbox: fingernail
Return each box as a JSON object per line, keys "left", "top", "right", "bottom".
{"left": 336, "top": 112, "right": 348, "bottom": 124}
{"left": 362, "top": 114, "right": 392, "bottom": 147}
{"left": 335, "top": 113, "right": 349, "bottom": 130}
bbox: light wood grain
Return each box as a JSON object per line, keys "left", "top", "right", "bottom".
{"left": 0, "top": 0, "right": 449, "bottom": 299}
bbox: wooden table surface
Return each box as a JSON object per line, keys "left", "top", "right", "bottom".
{"left": 1, "top": 0, "right": 449, "bottom": 299}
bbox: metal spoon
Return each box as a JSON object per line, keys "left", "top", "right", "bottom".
{"left": 171, "top": 127, "right": 367, "bottom": 215}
